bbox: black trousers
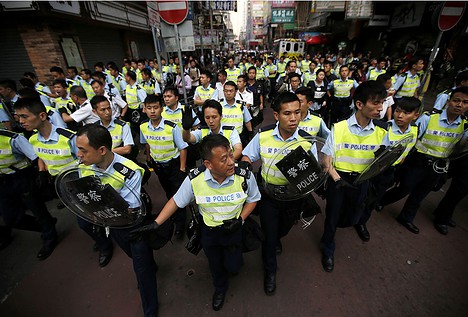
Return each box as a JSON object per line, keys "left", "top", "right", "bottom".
{"left": 433, "top": 158, "right": 468, "bottom": 224}
{"left": 258, "top": 192, "right": 304, "bottom": 274}
{"left": 154, "top": 158, "right": 187, "bottom": 231}
{"left": 380, "top": 153, "right": 443, "bottom": 223}
{"left": 330, "top": 97, "right": 352, "bottom": 124}
{"left": 321, "top": 173, "right": 369, "bottom": 257}
{"left": 201, "top": 223, "right": 243, "bottom": 293}
{"left": 0, "top": 168, "right": 57, "bottom": 248}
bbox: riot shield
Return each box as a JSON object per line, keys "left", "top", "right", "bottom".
{"left": 55, "top": 166, "right": 146, "bottom": 228}
{"left": 263, "top": 136, "right": 328, "bottom": 201}
{"left": 445, "top": 134, "right": 468, "bottom": 161}
{"left": 353, "top": 135, "right": 413, "bottom": 185}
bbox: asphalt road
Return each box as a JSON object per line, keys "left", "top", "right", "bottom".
{"left": 1, "top": 103, "right": 468, "bottom": 317}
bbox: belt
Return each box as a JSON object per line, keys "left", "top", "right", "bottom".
{"left": 155, "top": 157, "right": 179, "bottom": 168}
{"left": 337, "top": 171, "right": 360, "bottom": 177}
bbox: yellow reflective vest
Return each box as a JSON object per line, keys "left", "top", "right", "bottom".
{"left": 0, "top": 130, "right": 29, "bottom": 174}
{"left": 140, "top": 120, "right": 179, "bottom": 162}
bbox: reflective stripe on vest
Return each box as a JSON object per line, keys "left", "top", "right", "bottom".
{"left": 191, "top": 172, "right": 247, "bottom": 227}
{"left": 30, "top": 132, "right": 77, "bottom": 176}
{"left": 226, "top": 68, "right": 241, "bottom": 82}
{"left": 298, "top": 115, "right": 321, "bottom": 136}
{"left": 368, "top": 69, "right": 386, "bottom": 81}
{"left": 125, "top": 85, "right": 141, "bottom": 109}
{"left": 333, "top": 121, "right": 387, "bottom": 173}
{"left": 333, "top": 79, "right": 354, "bottom": 98}
{"left": 388, "top": 126, "right": 417, "bottom": 165}
{"left": 259, "top": 131, "right": 312, "bottom": 185}
{"left": 396, "top": 74, "right": 420, "bottom": 97}
{"left": 415, "top": 113, "right": 466, "bottom": 158}
{"left": 109, "top": 122, "right": 124, "bottom": 149}
{"left": 255, "top": 67, "right": 265, "bottom": 80}
{"left": 0, "top": 134, "right": 29, "bottom": 174}
{"left": 221, "top": 105, "right": 244, "bottom": 133}
{"left": 140, "top": 122, "right": 178, "bottom": 162}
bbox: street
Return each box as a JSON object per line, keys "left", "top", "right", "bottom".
{"left": 1, "top": 107, "right": 468, "bottom": 317}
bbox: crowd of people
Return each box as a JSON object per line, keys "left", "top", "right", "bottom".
{"left": 1, "top": 48, "right": 468, "bottom": 316}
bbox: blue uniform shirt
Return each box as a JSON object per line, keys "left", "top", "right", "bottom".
{"left": 8, "top": 132, "right": 38, "bottom": 161}
{"left": 164, "top": 102, "right": 200, "bottom": 127}
{"left": 48, "top": 109, "right": 67, "bottom": 129}
{"left": 381, "top": 120, "right": 414, "bottom": 147}
{"left": 173, "top": 168, "right": 261, "bottom": 209}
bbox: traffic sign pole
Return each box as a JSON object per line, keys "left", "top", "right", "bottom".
{"left": 174, "top": 23, "right": 188, "bottom": 103}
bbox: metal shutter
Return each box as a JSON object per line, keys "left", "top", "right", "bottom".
{"left": 0, "top": 26, "right": 34, "bottom": 83}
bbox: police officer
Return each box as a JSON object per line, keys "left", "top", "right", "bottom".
{"left": 380, "top": 86, "right": 468, "bottom": 234}
{"left": 141, "top": 68, "right": 161, "bottom": 96}
{"left": 79, "top": 69, "right": 96, "bottom": 100}
{"left": 108, "top": 63, "right": 127, "bottom": 97}
{"left": 50, "top": 66, "right": 74, "bottom": 93}
{"left": 295, "top": 87, "right": 330, "bottom": 138}
{"left": 327, "top": 65, "right": 359, "bottom": 124}
{"left": 0, "top": 128, "right": 58, "bottom": 258}
{"left": 124, "top": 70, "right": 147, "bottom": 137}
{"left": 320, "top": 81, "right": 388, "bottom": 272}
{"left": 220, "top": 81, "right": 254, "bottom": 145}
{"left": 91, "top": 80, "right": 128, "bottom": 120}
{"left": 14, "top": 98, "right": 113, "bottom": 267}
{"left": 75, "top": 124, "right": 158, "bottom": 317}
{"left": 60, "top": 86, "right": 99, "bottom": 127}
{"left": 393, "top": 57, "right": 424, "bottom": 100}
{"left": 367, "top": 58, "right": 387, "bottom": 81}
{"left": 226, "top": 56, "right": 242, "bottom": 82}
{"left": 194, "top": 70, "right": 218, "bottom": 108}
{"left": 140, "top": 95, "right": 188, "bottom": 237}
{"left": 132, "top": 134, "right": 260, "bottom": 311}
{"left": 433, "top": 70, "right": 468, "bottom": 111}
{"left": 246, "top": 69, "right": 264, "bottom": 129}
{"left": 276, "top": 56, "right": 286, "bottom": 77}
{"left": 182, "top": 99, "right": 243, "bottom": 160}
{"left": 23, "top": 72, "right": 53, "bottom": 107}
{"left": 242, "top": 92, "right": 316, "bottom": 296}
{"left": 161, "top": 86, "right": 199, "bottom": 129}
{"left": 90, "top": 95, "right": 134, "bottom": 158}
{"left": 265, "top": 57, "right": 277, "bottom": 101}
{"left": 302, "top": 60, "right": 318, "bottom": 87}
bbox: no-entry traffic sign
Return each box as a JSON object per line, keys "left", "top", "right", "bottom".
{"left": 157, "top": 0, "right": 188, "bottom": 25}
{"left": 438, "top": 1, "right": 466, "bottom": 31}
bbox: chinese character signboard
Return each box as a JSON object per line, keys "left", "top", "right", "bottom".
{"left": 272, "top": 8, "right": 295, "bottom": 23}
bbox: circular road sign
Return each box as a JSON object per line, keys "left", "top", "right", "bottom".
{"left": 157, "top": 0, "right": 189, "bottom": 25}
{"left": 438, "top": 1, "right": 466, "bottom": 31}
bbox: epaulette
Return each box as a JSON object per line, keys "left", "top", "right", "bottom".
{"left": 108, "top": 83, "right": 115, "bottom": 89}
{"left": 164, "top": 120, "right": 176, "bottom": 128}
{"left": 114, "top": 118, "right": 126, "bottom": 126}
{"left": 298, "top": 129, "right": 313, "bottom": 138}
{"left": 223, "top": 125, "right": 235, "bottom": 130}
{"left": 234, "top": 166, "right": 251, "bottom": 179}
{"left": 188, "top": 165, "right": 206, "bottom": 180}
{"left": 56, "top": 128, "right": 75, "bottom": 139}
{"left": 308, "top": 109, "right": 321, "bottom": 118}
{"left": 372, "top": 119, "right": 390, "bottom": 130}
{"left": 47, "top": 110, "right": 55, "bottom": 117}
{"left": 114, "top": 162, "right": 136, "bottom": 180}
{"left": 219, "top": 98, "right": 225, "bottom": 103}
{"left": 410, "top": 122, "right": 417, "bottom": 127}
{"left": 430, "top": 108, "right": 443, "bottom": 115}
{"left": 259, "top": 124, "right": 276, "bottom": 132}
{"left": 0, "top": 129, "right": 17, "bottom": 138}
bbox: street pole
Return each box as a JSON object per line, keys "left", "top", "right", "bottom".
{"left": 151, "top": 26, "right": 163, "bottom": 85}
{"left": 198, "top": 18, "right": 204, "bottom": 67}
{"left": 174, "top": 23, "right": 188, "bottom": 103}
{"left": 419, "top": 30, "right": 444, "bottom": 99}
{"left": 209, "top": 3, "right": 215, "bottom": 66}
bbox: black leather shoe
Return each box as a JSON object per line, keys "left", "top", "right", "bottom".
{"left": 212, "top": 291, "right": 225, "bottom": 311}
{"left": 276, "top": 241, "right": 282, "bottom": 255}
{"left": 99, "top": 250, "right": 113, "bottom": 267}
{"left": 264, "top": 272, "right": 276, "bottom": 296}
{"left": 434, "top": 223, "right": 448, "bottom": 235}
{"left": 37, "top": 241, "right": 57, "bottom": 260}
{"left": 448, "top": 219, "right": 456, "bottom": 228}
{"left": 396, "top": 217, "right": 419, "bottom": 234}
{"left": 354, "top": 224, "right": 370, "bottom": 242}
{"left": 321, "top": 255, "right": 334, "bottom": 272}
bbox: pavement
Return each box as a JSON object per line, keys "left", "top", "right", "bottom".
{"left": 1, "top": 98, "right": 468, "bottom": 317}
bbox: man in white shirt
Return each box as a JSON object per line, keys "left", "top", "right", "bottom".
{"left": 91, "top": 80, "right": 127, "bottom": 119}
{"left": 59, "top": 86, "right": 99, "bottom": 125}
{"left": 216, "top": 70, "right": 227, "bottom": 102}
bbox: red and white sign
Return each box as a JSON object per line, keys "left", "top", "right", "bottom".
{"left": 438, "top": 1, "right": 466, "bottom": 31}
{"left": 156, "top": 0, "right": 188, "bottom": 25}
